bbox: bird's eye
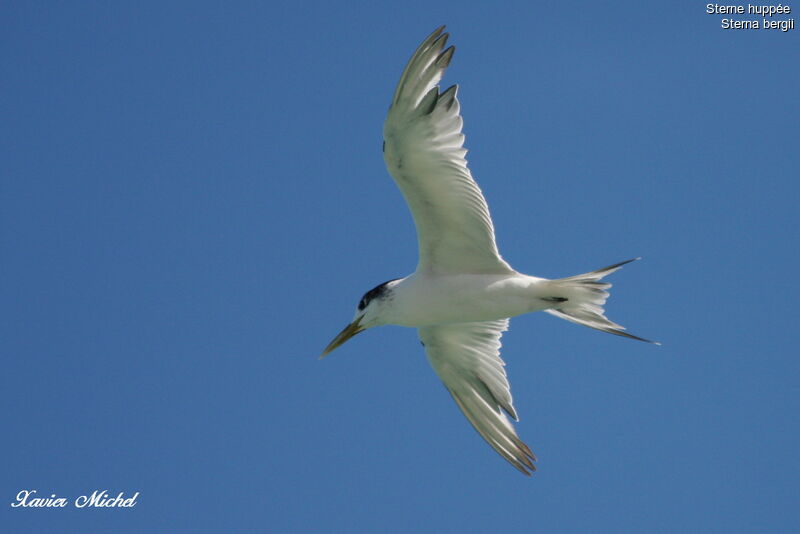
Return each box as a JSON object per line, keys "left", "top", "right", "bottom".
{"left": 357, "top": 278, "right": 398, "bottom": 313}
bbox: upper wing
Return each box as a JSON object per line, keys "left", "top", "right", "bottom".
{"left": 383, "top": 27, "right": 513, "bottom": 275}
{"left": 419, "top": 320, "right": 536, "bottom": 475}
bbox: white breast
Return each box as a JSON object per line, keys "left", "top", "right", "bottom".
{"left": 385, "top": 273, "right": 550, "bottom": 327}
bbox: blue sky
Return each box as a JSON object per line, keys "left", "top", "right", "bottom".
{"left": 2, "top": 1, "right": 798, "bottom": 532}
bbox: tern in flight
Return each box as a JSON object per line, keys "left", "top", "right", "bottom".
{"left": 322, "top": 26, "right": 656, "bottom": 475}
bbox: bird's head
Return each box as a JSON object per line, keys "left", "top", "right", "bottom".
{"left": 320, "top": 278, "right": 400, "bottom": 358}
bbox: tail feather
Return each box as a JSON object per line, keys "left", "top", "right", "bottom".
{"left": 544, "top": 258, "right": 659, "bottom": 345}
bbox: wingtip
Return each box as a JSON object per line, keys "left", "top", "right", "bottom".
{"left": 511, "top": 459, "right": 536, "bottom": 476}
{"left": 433, "top": 32, "right": 450, "bottom": 55}
{"left": 511, "top": 436, "right": 537, "bottom": 475}
{"left": 518, "top": 460, "right": 537, "bottom": 476}
{"left": 437, "top": 45, "right": 455, "bottom": 68}
{"left": 425, "top": 25, "right": 447, "bottom": 44}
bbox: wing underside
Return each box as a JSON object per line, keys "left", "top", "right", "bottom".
{"left": 419, "top": 320, "right": 536, "bottom": 475}
{"left": 383, "top": 27, "right": 513, "bottom": 275}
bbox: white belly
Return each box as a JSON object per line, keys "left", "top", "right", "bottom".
{"left": 385, "top": 272, "right": 551, "bottom": 327}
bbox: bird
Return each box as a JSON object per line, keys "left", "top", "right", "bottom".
{"left": 321, "top": 26, "right": 656, "bottom": 476}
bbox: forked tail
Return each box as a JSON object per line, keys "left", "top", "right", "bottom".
{"left": 544, "top": 258, "right": 658, "bottom": 344}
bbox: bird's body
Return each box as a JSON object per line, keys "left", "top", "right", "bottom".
{"left": 322, "top": 27, "right": 655, "bottom": 475}
{"left": 371, "top": 273, "right": 549, "bottom": 327}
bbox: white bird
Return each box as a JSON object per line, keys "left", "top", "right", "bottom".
{"left": 322, "top": 26, "right": 656, "bottom": 475}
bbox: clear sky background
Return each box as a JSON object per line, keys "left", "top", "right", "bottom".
{"left": 2, "top": 1, "right": 799, "bottom": 532}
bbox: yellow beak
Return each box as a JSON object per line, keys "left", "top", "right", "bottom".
{"left": 320, "top": 317, "right": 365, "bottom": 358}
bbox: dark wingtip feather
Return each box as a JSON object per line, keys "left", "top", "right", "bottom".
{"left": 432, "top": 31, "right": 449, "bottom": 52}
{"left": 437, "top": 45, "right": 455, "bottom": 69}
{"left": 419, "top": 86, "right": 439, "bottom": 114}
{"left": 425, "top": 26, "right": 446, "bottom": 43}
{"left": 440, "top": 84, "right": 459, "bottom": 111}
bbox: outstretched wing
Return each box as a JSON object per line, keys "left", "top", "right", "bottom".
{"left": 383, "top": 27, "right": 513, "bottom": 275}
{"left": 419, "top": 320, "right": 536, "bottom": 475}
